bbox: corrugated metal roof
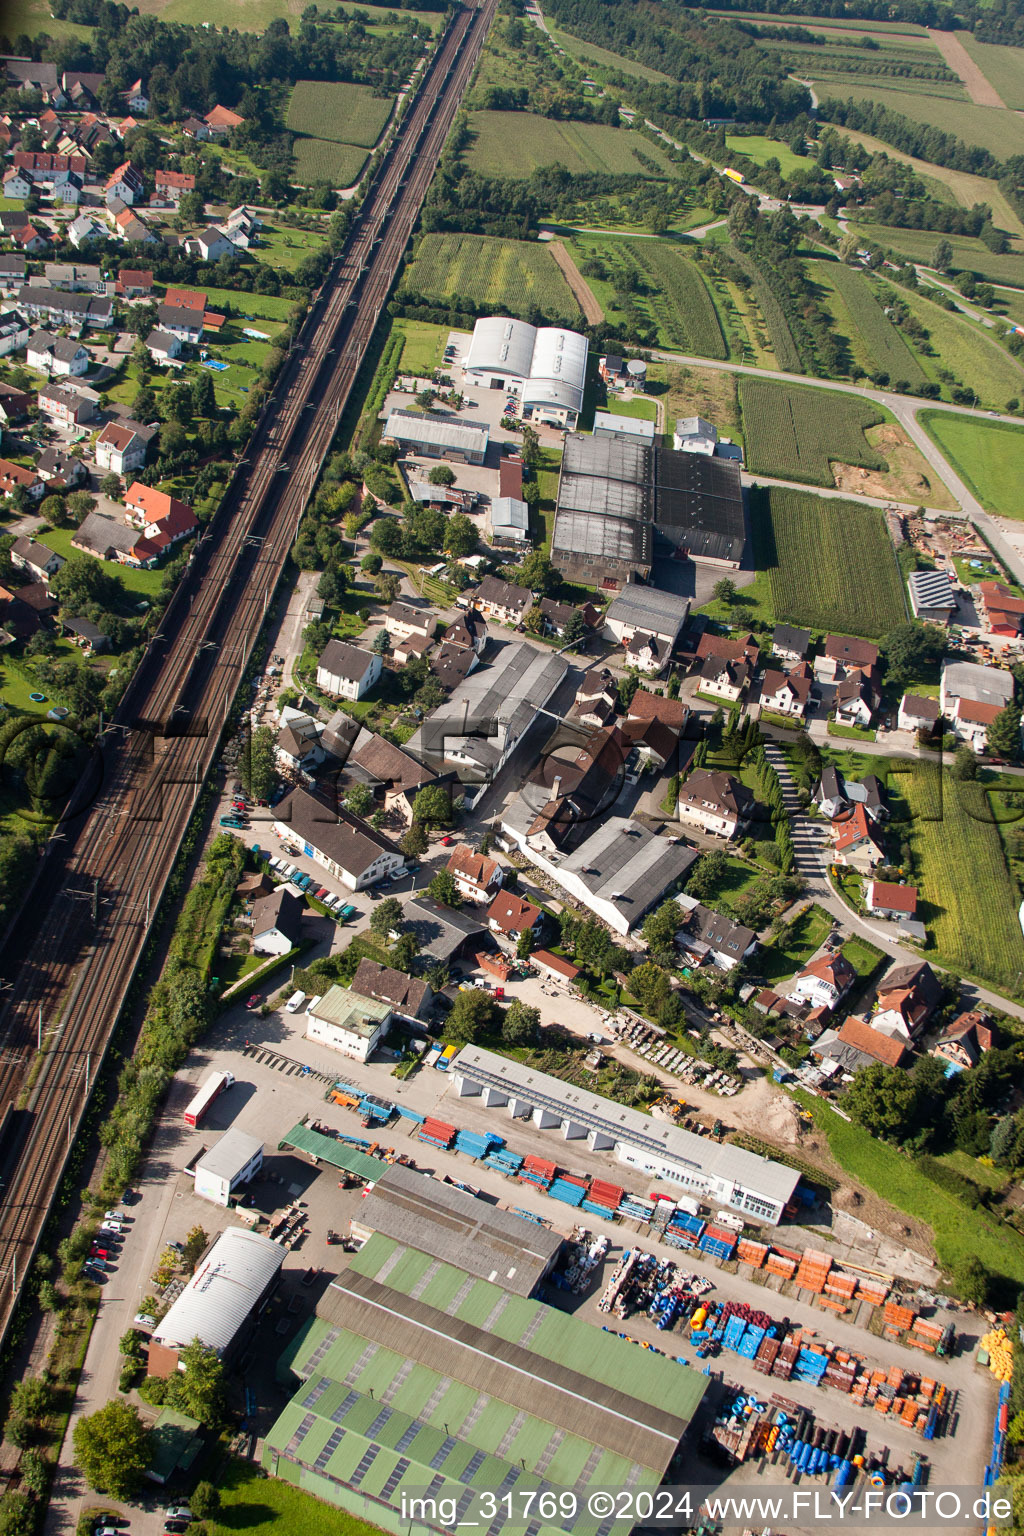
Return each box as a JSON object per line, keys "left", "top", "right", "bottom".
{"left": 153, "top": 1227, "right": 284, "bottom": 1353}
{"left": 194, "top": 1128, "right": 263, "bottom": 1183}
{"left": 357, "top": 1165, "right": 561, "bottom": 1295}
{"left": 385, "top": 408, "right": 489, "bottom": 454}
{"left": 278, "top": 1122, "right": 382, "bottom": 1182}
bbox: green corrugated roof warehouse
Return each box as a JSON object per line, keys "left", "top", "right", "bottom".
{"left": 263, "top": 1234, "right": 707, "bottom": 1536}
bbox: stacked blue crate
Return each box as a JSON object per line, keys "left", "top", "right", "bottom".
{"left": 454, "top": 1129, "right": 502, "bottom": 1158}
{"left": 722, "top": 1316, "right": 747, "bottom": 1351}
{"left": 794, "top": 1348, "right": 828, "bottom": 1384}
{"left": 549, "top": 1178, "right": 587, "bottom": 1207}
{"left": 484, "top": 1148, "right": 523, "bottom": 1174}
{"left": 737, "top": 1324, "right": 766, "bottom": 1359}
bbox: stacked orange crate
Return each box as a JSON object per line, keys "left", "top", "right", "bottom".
{"left": 737, "top": 1239, "right": 769, "bottom": 1267}
{"left": 857, "top": 1279, "right": 890, "bottom": 1305}
{"left": 795, "top": 1249, "right": 832, "bottom": 1292}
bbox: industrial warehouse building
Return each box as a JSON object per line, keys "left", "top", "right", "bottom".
{"left": 263, "top": 1233, "right": 706, "bottom": 1536}
{"left": 193, "top": 1129, "right": 264, "bottom": 1207}
{"left": 349, "top": 1163, "right": 562, "bottom": 1296}
{"left": 383, "top": 408, "right": 489, "bottom": 465}
{"left": 149, "top": 1227, "right": 284, "bottom": 1376}
{"left": 551, "top": 434, "right": 745, "bottom": 587}
{"left": 453, "top": 1047, "right": 799, "bottom": 1224}
{"left": 463, "top": 316, "right": 588, "bottom": 429}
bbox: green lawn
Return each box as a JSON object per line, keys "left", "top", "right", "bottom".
{"left": 899, "top": 283, "right": 1024, "bottom": 413}
{"left": 919, "top": 410, "right": 1024, "bottom": 520}
{"left": 797, "top": 1089, "right": 1024, "bottom": 1285}
{"left": 811, "top": 81, "right": 1024, "bottom": 157}
{"left": 757, "top": 903, "right": 832, "bottom": 984}
{"left": 725, "top": 134, "right": 808, "bottom": 177}
{"left": 607, "top": 397, "right": 658, "bottom": 421}
{"left": 38, "top": 526, "right": 168, "bottom": 600}
{"left": 216, "top": 1458, "right": 383, "bottom": 1536}
{"left": 394, "top": 319, "right": 449, "bottom": 376}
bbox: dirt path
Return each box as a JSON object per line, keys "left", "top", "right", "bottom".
{"left": 927, "top": 28, "right": 1006, "bottom": 108}
{"left": 550, "top": 240, "right": 604, "bottom": 325}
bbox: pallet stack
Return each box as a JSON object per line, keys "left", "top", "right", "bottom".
{"left": 856, "top": 1278, "right": 890, "bottom": 1306}
{"left": 699, "top": 1224, "right": 738, "bottom": 1260}
{"left": 548, "top": 1173, "right": 588, "bottom": 1207}
{"left": 823, "top": 1355, "right": 858, "bottom": 1394}
{"left": 882, "top": 1299, "right": 916, "bottom": 1340}
{"left": 483, "top": 1145, "right": 523, "bottom": 1175}
{"left": 664, "top": 1210, "right": 705, "bottom": 1250}
{"left": 765, "top": 1250, "right": 797, "bottom": 1280}
{"left": 772, "top": 1341, "right": 799, "bottom": 1379}
{"left": 454, "top": 1128, "right": 502, "bottom": 1159}
{"left": 794, "top": 1248, "right": 832, "bottom": 1293}
{"left": 736, "top": 1238, "right": 769, "bottom": 1268}
{"left": 754, "top": 1336, "right": 780, "bottom": 1375}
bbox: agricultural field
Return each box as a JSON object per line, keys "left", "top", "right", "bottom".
{"left": 751, "top": 486, "right": 906, "bottom": 637}
{"left": 739, "top": 377, "right": 886, "bottom": 486}
{"left": 546, "top": 23, "right": 674, "bottom": 82}
{"left": 286, "top": 82, "right": 393, "bottom": 147}
{"left": 897, "top": 285, "right": 1024, "bottom": 409}
{"left": 731, "top": 13, "right": 928, "bottom": 35}
{"left": 814, "top": 81, "right": 1024, "bottom": 157}
{"left": 402, "top": 233, "right": 582, "bottom": 324}
{"left": 811, "top": 260, "right": 927, "bottom": 386}
{"left": 465, "top": 112, "right": 683, "bottom": 179}
{"left": 920, "top": 411, "right": 1024, "bottom": 521}
{"left": 725, "top": 244, "right": 803, "bottom": 373}
{"left": 292, "top": 138, "right": 368, "bottom": 188}
{"left": 570, "top": 236, "right": 726, "bottom": 357}
{"left": 648, "top": 361, "right": 742, "bottom": 445}
{"left": 960, "top": 36, "right": 1024, "bottom": 109}
{"left": 850, "top": 223, "right": 1024, "bottom": 289}
{"left": 900, "top": 762, "right": 1024, "bottom": 994}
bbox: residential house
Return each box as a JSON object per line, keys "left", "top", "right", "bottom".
{"left": 430, "top": 641, "right": 478, "bottom": 692}
{"left": 791, "top": 951, "right": 857, "bottom": 1012}
{"left": 673, "top": 415, "right": 717, "bottom": 455}
{"left": 110, "top": 204, "right": 158, "bottom": 244}
{"left": 153, "top": 170, "right": 195, "bottom": 205}
{"left": 10, "top": 537, "right": 63, "bottom": 583}
{"left": 759, "top": 663, "right": 813, "bottom": 719}
{"left": 978, "top": 580, "right": 1024, "bottom": 639}
{"left": 0, "top": 309, "right": 29, "bottom": 357}
{"left": 2, "top": 60, "right": 60, "bottom": 96}
{"left": 698, "top": 655, "right": 751, "bottom": 703}
{"left": 486, "top": 891, "right": 544, "bottom": 947}
{"left": 124, "top": 482, "right": 197, "bottom": 555}
{"left": 626, "top": 688, "right": 688, "bottom": 731}
{"left": 316, "top": 640, "right": 382, "bottom": 702}
{"left": 695, "top": 631, "right": 760, "bottom": 668}
{"left": 933, "top": 1011, "right": 996, "bottom": 1070}
{"left": 95, "top": 420, "right": 151, "bottom": 476}
{"left": 599, "top": 354, "right": 626, "bottom": 386}
{"left": 251, "top": 886, "right": 304, "bottom": 957}
{"left": 105, "top": 161, "right": 145, "bottom": 205}
{"left": 344, "top": 728, "right": 438, "bottom": 823}
{"left": 350, "top": 958, "right": 433, "bottom": 1022}
{"left": 446, "top": 844, "right": 504, "bottom": 905}
{"left": 605, "top": 586, "right": 690, "bottom": 651}
{"left": 898, "top": 693, "right": 940, "bottom": 734}
{"left": 116, "top": 269, "right": 154, "bottom": 300}
{"left": 43, "top": 264, "right": 105, "bottom": 295}
{"left": 771, "top": 624, "right": 811, "bottom": 664}
{"left": 941, "top": 661, "right": 1014, "bottom": 732}
{"left": 2, "top": 169, "right": 31, "bottom": 199}
{"left": 0, "top": 584, "right": 39, "bottom": 640}
{"left": 26, "top": 331, "right": 89, "bottom": 377}
{"left": 572, "top": 668, "right": 617, "bottom": 729}
{"left": 15, "top": 285, "right": 111, "bottom": 328}
{"left": 872, "top": 961, "right": 943, "bottom": 1041}
{"left": 946, "top": 696, "right": 1006, "bottom": 753}
{"left": 865, "top": 881, "right": 917, "bottom": 919}
{"left": 276, "top": 720, "right": 324, "bottom": 775}
{"left": 187, "top": 227, "right": 236, "bottom": 262}
{"left": 12, "top": 151, "right": 86, "bottom": 185}
{"left": 626, "top": 631, "right": 673, "bottom": 677}
{"left": 36, "top": 446, "right": 87, "bottom": 489}
{"left": 468, "top": 575, "right": 533, "bottom": 627}
{"left": 53, "top": 173, "right": 83, "bottom": 205}
{"left": 814, "top": 1017, "right": 909, "bottom": 1072}
{"left": 675, "top": 897, "right": 757, "bottom": 972}
{"left": 814, "top": 766, "right": 888, "bottom": 823}
{"left": 146, "top": 329, "right": 183, "bottom": 365}
{"left": 73, "top": 511, "right": 159, "bottom": 567}
{"left": 62, "top": 615, "right": 107, "bottom": 654}
{"left": 677, "top": 769, "right": 754, "bottom": 840}
{"left": 13, "top": 580, "right": 56, "bottom": 624}
{"left": 0, "top": 384, "right": 30, "bottom": 423}
{"left": 156, "top": 303, "right": 203, "bottom": 344}
{"left": 68, "top": 214, "right": 104, "bottom": 248}
{"left": 204, "top": 104, "right": 244, "bottom": 135}
{"left": 181, "top": 116, "right": 211, "bottom": 141}
{"left": 831, "top": 803, "right": 886, "bottom": 871}
{"left": 819, "top": 635, "right": 880, "bottom": 680}
{"left": 618, "top": 714, "right": 679, "bottom": 771}
{"left": 0, "top": 459, "right": 44, "bottom": 500}
{"left": 532, "top": 950, "right": 579, "bottom": 986}
{"left": 125, "top": 79, "right": 149, "bottom": 114}
{"left": 272, "top": 785, "right": 404, "bottom": 890}
{"left": 383, "top": 601, "right": 436, "bottom": 645}
{"left": 834, "top": 665, "right": 882, "bottom": 728}
{"left": 0, "top": 257, "right": 26, "bottom": 295}
{"left": 392, "top": 632, "right": 434, "bottom": 665}
{"left": 443, "top": 610, "right": 487, "bottom": 656}
{"left": 10, "top": 225, "right": 47, "bottom": 254}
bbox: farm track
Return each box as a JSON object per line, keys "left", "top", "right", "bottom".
{"left": 0, "top": 0, "right": 497, "bottom": 1344}
{"left": 926, "top": 27, "right": 1006, "bottom": 108}
{"left": 548, "top": 241, "right": 603, "bottom": 325}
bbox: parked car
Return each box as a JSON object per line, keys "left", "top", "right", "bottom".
{"left": 440, "top": 835, "right": 454, "bottom": 846}
{"left": 166, "top": 1509, "right": 192, "bottom": 1523}
{"left": 285, "top": 991, "right": 307, "bottom": 1013}
{"left": 246, "top": 994, "right": 262, "bottom": 1009}
{"left": 219, "top": 815, "right": 246, "bottom": 828}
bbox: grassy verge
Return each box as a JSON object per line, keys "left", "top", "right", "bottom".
{"left": 796, "top": 1088, "right": 1024, "bottom": 1284}
{"left": 216, "top": 1458, "right": 384, "bottom": 1536}
{"left": 827, "top": 721, "right": 877, "bottom": 741}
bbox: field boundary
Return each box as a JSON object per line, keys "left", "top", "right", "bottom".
{"left": 926, "top": 27, "right": 1005, "bottom": 108}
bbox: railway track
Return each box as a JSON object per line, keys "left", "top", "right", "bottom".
{"left": 0, "top": 0, "right": 497, "bottom": 1338}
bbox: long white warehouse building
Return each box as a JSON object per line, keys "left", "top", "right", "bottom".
{"left": 453, "top": 1046, "right": 799, "bottom": 1224}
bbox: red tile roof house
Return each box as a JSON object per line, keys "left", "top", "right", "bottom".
{"left": 831, "top": 802, "right": 886, "bottom": 870}
{"left": 531, "top": 949, "right": 579, "bottom": 985}
{"left": 758, "top": 663, "right": 813, "bottom": 719}
{"left": 864, "top": 881, "right": 917, "bottom": 918}
{"left": 153, "top": 170, "right": 196, "bottom": 205}
{"left": 835, "top": 1016, "right": 909, "bottom": 1069}
{"left": 694, "top": 630, "right": 760, "bottom": 667}
{"left": 791, "top": 951, "right": 857, "bottom": 1012}
{"left": 124, "top": 482, "right": 197, "bottom": 554}
{"left": 818, "top": 634, "right": 880, "bottom": 681}
{"left": 979, "top": 580, "right": 1024, "bottom": 638}
{"left": 872, "top": 961, "right": 943, "bottom": 1040}
{"left": 446, "top": 844, "right": 504, "bottom": 905}
{"left": 486, "top": 891, "right": 544, "bottom": 946}
{"left": 0, "top": 459, "right": 44, "bottom": 501}
{"left": 204, "top": 104, "right": 245, "bottom": 136}
{"left": 116, "top": 268, "right": 154, "bottom": 299}
{"left": 933, "top": 1011, "right": 996, "bottom": 1070}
